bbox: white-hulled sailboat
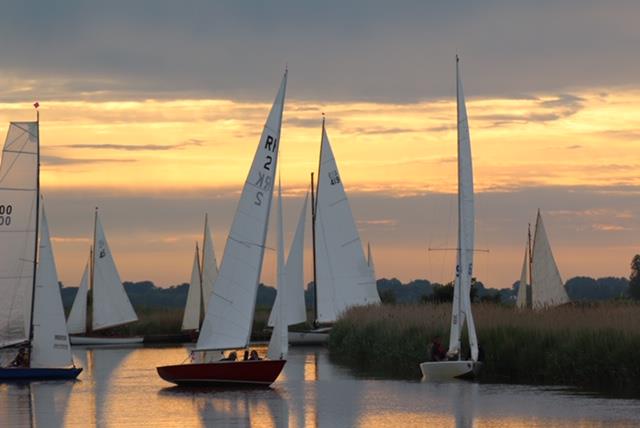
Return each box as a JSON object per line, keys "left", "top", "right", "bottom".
{"left": 157, "top": 71, "right": 288, "bottom": 386}
{"left": 420, "top": 57, "right": 481, "bottom": 380}
{"left": 181, "top": 214, "right": 219, "bottom": 335}
{"left": 0, "top": 115, "right": 81, "bottom": 380}
{"left": 516, "top": 210, "right": 570, "bottom": 309}
{"left": 66, "top": 208, "right": 141, "bottom": 345}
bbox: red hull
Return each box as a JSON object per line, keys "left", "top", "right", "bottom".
{"left": 157, "top": 360, "right": 286, "bottom": 387}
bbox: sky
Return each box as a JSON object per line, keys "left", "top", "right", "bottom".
{"left": 1, "top": 0, "right": 639, "bottom": 289}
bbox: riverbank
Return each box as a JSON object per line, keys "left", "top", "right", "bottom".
{"left": 328, "top": 302, "right": 640, "bottom": 395}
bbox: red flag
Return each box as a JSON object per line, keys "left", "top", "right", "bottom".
{"left": 33, "top": 102, "right": 40, "bottom": 109}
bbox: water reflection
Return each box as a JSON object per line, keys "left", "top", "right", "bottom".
{"left": 0, "top": 346, "right": 639, "bottom": 427}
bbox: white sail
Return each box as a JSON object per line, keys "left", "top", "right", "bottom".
{"left": 201, "top": 214, "right": 218, "bottom": 309}
{"left": 268, "top": 178, "right": 288, "bottom": 360}
{"left": 268, "top": 192, "right": 308, "bottom": 327}
{"left": 367, "top": 242, "right": 376, "bottom": 279}
{"left": 531, "top": 210, "right": 569, "bottom": 308}
{"left": 0, "top": 122, "right": 38, "bottom": 348}
{"left": 182, "top": 243, "right": 202, "bottom": 331}
{"left": 92, "top": 211, "right": 138, "bottom": 330}
{"left": 31, "top": 205, "right": 74, "bottom": 368}
{"left": 516, "top": 243, "right": 529, "bottom": 309}
{"left": 66, "top": 261, "right": 89, "bottom": 334}
{"left": 315, "top": 125, "right": 380, "bottom": 323}
{"left": 196, "top": 72, "right": 287, "bottom": 351}
{"left": 448, "top": 57, "right": 479, "bottom": 361}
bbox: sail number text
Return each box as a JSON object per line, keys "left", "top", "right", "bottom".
{"left": 254, "top": 135, "right": 277, "bottom": 206}
{"left": 0, "top": 204, "right": 13, "bottom": 226}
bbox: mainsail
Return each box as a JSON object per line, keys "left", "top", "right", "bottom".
{"left": 66, "top": 259, "right": 89, "bottom": 334}
{"left": 0, "top": 122, "right": 38, "bottom": 348}
{"left": 31, "top": 206, "right": 74, "bottom": 368}
{"left": 447, "top": 57, "right": 479, "bottom": 361}
{"left": 92, "top": 211, "right": 138, "bottom": 330}
{"left": 314, "top": 123, "right": 379, "bottom": 323}
{"left": 181, "top": 243, "right": 202, "bottom": 331}
{"left": 531, "top": 210, "right": 569, "bottom": 308}
{"left": 367, "top": 242, "right": 376, "bottom": 279}
{"left": 268, "top": 192, "right": 309, "bottom": 327}
{"left": 201, "top": 214, "right": 218, "bottom": 309}
{"left": 196, "top": 71, "right": 287, "bottom": 351}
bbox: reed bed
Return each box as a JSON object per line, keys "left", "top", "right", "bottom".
{"left": 329, "top": 302, "right": 640, "bottom": 394}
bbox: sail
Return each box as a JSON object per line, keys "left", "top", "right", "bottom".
{"left": 367, "top": 242, "right": 376, "bottom": 279}
{"left": 196, "top": 71, "right": 287, "bottom": 351}
{"left": 201, "top": 215, "right": 218, "bottom": 309}
{"left": 531, "top": 210, "right": 569, "bottom": 308}
{"left": 66, "top": 261, "right": 89, "bottom": 334}
{"left": 448, "top": 57, "right": 479, "bottom": 361}
{"left": 315, "top": 125, "right": 380, "bottom": 323}
{"left": 516, "top": 243, "right": 529, "bottom": 308}
{"left": 268, "top": 179, "right": 288, "bottom": 360}
{"left": 0, "top": 122, "right": 38, "bottom": 348}
{"left": 181, "top": 244, "right": 202, "bottom": 331}
{"left": 92, "top": 212, "right": 138, "bottom": 330}
{"left": 268, "top": 192, "right": 308, "bottom": 327}
{"left": 31, "top": 206, "right": 74, "bottom": 368}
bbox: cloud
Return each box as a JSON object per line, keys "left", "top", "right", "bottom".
{"left": 63, "top": 139, "right": 204, "bottom": 151}
{"left": 41, "top": 155, "right": 136, "bottom": 166}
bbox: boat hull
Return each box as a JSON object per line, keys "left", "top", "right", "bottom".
{"left": 289, "top": 330, "right": 329, "bottom": 346}
{"left": 70, "top": 335, "right": 143, "bottom": 345}
{"left": 420, "top": 360, "right": 482, "bottom": 381}
{"left": 0, "top": 367, "right": 82, "bottom": 381}
{"left": 157, "top": 360, "right": 286, "bottom": 387}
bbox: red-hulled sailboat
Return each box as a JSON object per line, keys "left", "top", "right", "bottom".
{"left": 157, "top": 70, "right": 289, "bottom": 387}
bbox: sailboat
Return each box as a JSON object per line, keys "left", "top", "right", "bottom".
{"left": 516, "top": 210, "right": 570, "bottom": 309}
{"left": 181, "top": 214, "right": 218, "bottom": 334}
{"left": 0, "top": 117, "right": 82, "bottom": 380}
{"left": 66, "top": 208, "right": 141, "bottom": 345}
{"left": 420, "top": 57, "right": 481, "bottom": 380}
{"left": 157, "top": 71, "right": 288, "bottom": 386}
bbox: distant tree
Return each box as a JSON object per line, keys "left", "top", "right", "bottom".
{"left": 630, "top": 255, "right": 640, "bottom": 300}
{"left": 380, "top": 289, "right": 397, "bottom": 304}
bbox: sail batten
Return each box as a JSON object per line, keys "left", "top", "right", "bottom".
{"left": 196, "top": 72, "right": 287, "bottom": 352}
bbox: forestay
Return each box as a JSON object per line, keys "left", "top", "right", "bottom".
{"left": 315, "top": 125, "right": 379, "bottom": 323}
{"left": 66, "top": 261, "right": 89, "bottom": 334}
{"left": 92, "top": 212, "right": 138, "bottom": 330}
{"left": 196, "top": 72, "right": 287, "bottom": 351}
{"left": 268, "top": 192, "right": 308, "bottom": 327}
{"left": 447, "top": 57, "right": 479, "bottom": 362}
{"left": 181, "top": 244, "right": 202, "bottom": 331}
{"left": 531, "top": 211, "right": 569, "bottom": 308}
{"left": 201, "top": 215, "right": 218, "bottom": 309}
{"left": 267, "top": 179, "right": 288, "bottom": 360}
{"left": 31, "top": 206, "right": 74, "bottom": 368}
{"left": 0, "top": 122, "right": 38, "bottom": 348}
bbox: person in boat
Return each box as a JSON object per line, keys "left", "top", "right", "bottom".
{"left": 221, "top": 351, "right": 237, "bottom": 361}
{"left": 249, "top": 350, "right": 262, "bottom": 361}
{"left": 430, "top": 336, "right": 447, "bottom": 362}
{"left": 243, "top": 350, "right": 249, "bottom": 361}
{"left": 9, "top": 347, "right": 29, "bottom": 368}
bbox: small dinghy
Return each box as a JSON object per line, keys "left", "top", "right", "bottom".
{"left": 420, "top": 57, "right": 481, "bottom": 380}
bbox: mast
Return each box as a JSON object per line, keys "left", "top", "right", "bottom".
{"left": 27, "top": 106, "right": 41, "bottom": 362}
{"left": 200, "top": 214, "right": 207, "bottom": 324}
{"left": 527, "top": 222, "right": 533, "bottom": 309}
{"left": 89, "top": 207, "right": 98, "bottom": 334}
{"left": 455, "top": 55, "right": 463, "bottom": 357}
{"left": 311, "top": 115, "right": 325, "bottom": 326}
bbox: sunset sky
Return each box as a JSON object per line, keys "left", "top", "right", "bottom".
{"left": 1, "top": 1, "right": 639, "bottom": 289}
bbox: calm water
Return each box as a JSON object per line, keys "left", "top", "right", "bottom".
{"left": 0, "top": 345, "right": 639, "bottom": 427}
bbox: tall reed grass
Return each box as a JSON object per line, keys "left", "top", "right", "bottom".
{"left": 329, "top": 302, "right": 640, "bottom": 394}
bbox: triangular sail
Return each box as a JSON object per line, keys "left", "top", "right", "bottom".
{"left": 0, "top": 122, "right": 38, "bottom": 348}
{"left": 31, "top": 205, "right": 74, "bottom": 368}
{"left": 448, "top": 57, "right": 479, "bottom": 361}
{"left": 92, "top": 212, "right": 138, "bottom": 331}
{"left": 516, "top": 243, "right": 529, "bottom": 309}
{"left": 314, "top": 125, "right": 380, "bottom": 323}
{"left": 181, "top": 243, "right": 202, "bottom": 331}
{"left": 201, "top": 215, "right": 218, "bottom": 310}
{"left": 66, "top": 260, "right": 89, "bottom": 334}
{"left": 196, "top": 72, "right": 287, "bottom": 351}
{"left": 268, "top": 178, "right": 288, "bottom": 360}
{"left": 367, "top": 242, "right": 376, "bottom": 279}
{"left": 268, "top": 192, "right": 308, "bottom": 327}
{"left": 531, "top": 211, "right": 569, "bottom": 308}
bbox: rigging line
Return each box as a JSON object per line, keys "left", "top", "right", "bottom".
{"left": 0, "top": 131, "right": 34, "bottom": 183}
{"left": 228, "top": 235, "right": 275, "bottom": 251}
{"left": 10, "top": 122, "right": 38, "bottom": 139}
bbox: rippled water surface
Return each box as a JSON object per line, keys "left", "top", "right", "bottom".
{"left": 1, "top": 346, "right": 639, "bottom": 427}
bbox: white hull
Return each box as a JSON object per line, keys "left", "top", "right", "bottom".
{"left": 419, "top": 360, "right": 481, "bottom": 380}
{"left": 70, "top": 335, "right": 143, "bottom": 346}
{"left": 288, "top": 329, "right": 330, "bottom": 346}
